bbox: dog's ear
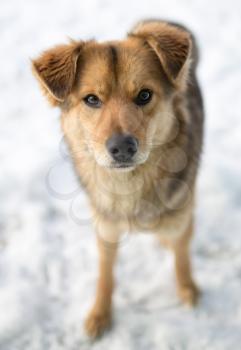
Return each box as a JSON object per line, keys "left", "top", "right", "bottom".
{"left": 32, "top": 42, "right": 82, "bottom": 105}
{"left": 130, "top": 21, "right": 191, "bottom": 87}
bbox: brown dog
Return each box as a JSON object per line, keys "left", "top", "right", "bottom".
{"left": 32, "top": 20, "right": 204, "bottom": 338}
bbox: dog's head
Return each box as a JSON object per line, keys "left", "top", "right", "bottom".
{"left": 32, "top": 21, "right": 191, "bottom": 171}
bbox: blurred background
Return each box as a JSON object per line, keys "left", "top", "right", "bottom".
{"left": 1, "top": 0, "right": 241, "bottom": 349}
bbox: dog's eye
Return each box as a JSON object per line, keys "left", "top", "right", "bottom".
{"left": 135, "top": 89, "right": 153, "bottom": 106}
{"left": 83, "top": 94, "right": 102, "bottom": 108}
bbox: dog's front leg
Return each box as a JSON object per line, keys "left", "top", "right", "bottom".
{"left": 85, "top": 220, "right": 120, "bottom": 338}
{"left": 172, "top": 220, "right": 200, "bottom": 306}
{"left": 159, "top": 218, "right": 200, "bottom": 306}
{"left": 158, "top": 216, "right": 200, "bottom": 306}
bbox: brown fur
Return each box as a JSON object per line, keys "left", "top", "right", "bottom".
{"left": 32, "top": 20, "right": 204, "bottom": 338}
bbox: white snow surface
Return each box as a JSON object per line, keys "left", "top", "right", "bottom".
{"left": 1, "top": 0, "right": 241, "bottom": 349}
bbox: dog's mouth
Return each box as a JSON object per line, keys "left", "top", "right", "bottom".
{"left": 109, "top": 162, "right": 136, "bottom": 171}
{"left": 94, "top": 151, "right": 149, "bottom": 171}
{"left": 114, "top": 163, "right": 133, "bottom": 168}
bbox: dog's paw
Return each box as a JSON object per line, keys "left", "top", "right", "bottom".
{"left": 178, "top": 282, "right": 200, "bottom": 307}
{"left": 84, "top": 310, "right": 111, "bottom": 339}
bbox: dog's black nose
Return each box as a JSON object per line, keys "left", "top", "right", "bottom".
{"left": 106, "top": 134, "right": 138, "bottom": 162}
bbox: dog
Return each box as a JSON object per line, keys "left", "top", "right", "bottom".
{"left": 32, "top": 19, "right": 204, "bottom": 338}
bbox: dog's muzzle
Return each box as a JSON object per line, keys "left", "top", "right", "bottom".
{"left": 106, "top": 134, "right": 138, "bottom": 165}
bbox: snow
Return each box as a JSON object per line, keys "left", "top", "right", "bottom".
{"left": 1, "top": 0, "right": 241, "bottom": 349}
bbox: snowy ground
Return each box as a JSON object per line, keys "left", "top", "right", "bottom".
{"left": 1, "top": 0, "right": 241, "bottom": 349}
